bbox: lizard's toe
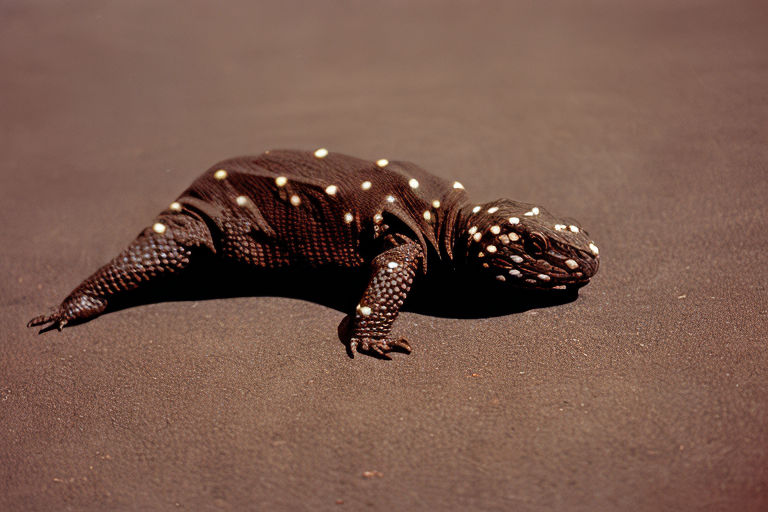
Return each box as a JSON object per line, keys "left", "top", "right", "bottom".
{"left": 369, "top": 344, "right": 392, "bottom": 360}
{"left": 350, "top": 337, "right": 410, "bottom": 359}
{"left": 389, "top": 338, "right": 412, "bottom": 353}
{"left": 27, "top": 311, "right": 61, "bottom": 328}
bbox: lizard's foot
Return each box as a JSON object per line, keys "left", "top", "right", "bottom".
{"left": 27, "top": 310, "right": 69, "bottom": 331}
{"left": 27, "top": 294, "right": 107, "bottom": 332}
{"left": 349, "top": 337, "right": 412, "bottom": 360}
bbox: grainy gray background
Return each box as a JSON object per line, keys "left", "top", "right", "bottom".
{"left": 2, "top": 1, "right": 766, "bottom": 510}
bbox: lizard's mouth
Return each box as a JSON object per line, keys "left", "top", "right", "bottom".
{"left": 537, "top": 277, "right": 590, "bottom": 292}
{"left": 564, "top": 279, "right": 589, "bottom": 291}
{"left": 494, "top": 259, "right": 594, "bottom": 291}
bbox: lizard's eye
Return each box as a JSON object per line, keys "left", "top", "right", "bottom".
{"left": 526, "top": 232, "right": 548, "bottom": 255}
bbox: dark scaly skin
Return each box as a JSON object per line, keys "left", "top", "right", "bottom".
{"left": 28, "top": 149, "right": 600, "bottom": 358}
{"left": 350, "top": 238, "right": 421, "bottom": 358}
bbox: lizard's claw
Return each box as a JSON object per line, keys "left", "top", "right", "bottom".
{"left": 27, "top": 294, "right": 106, "bottom": 332}
{"left": 388, "top": 338, "right": 412, "bottom": 352}
{"left": 27, "top": 309, "right": 69, "bottom": 332}
{"left": 27, "top": 311, "right": 62, "bottom": 328}
{"left": 349, "top": 337, "right": 411, "bottom": 359}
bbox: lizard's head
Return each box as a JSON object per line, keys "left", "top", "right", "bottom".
{"left": 461, "top": 199, "right": 599, "bottom": 291}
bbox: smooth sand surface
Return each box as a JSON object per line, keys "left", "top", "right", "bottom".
{"left": 2, "top": 1, "right": 766, "bottom": 510}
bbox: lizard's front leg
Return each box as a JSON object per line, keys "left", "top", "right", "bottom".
{"left": 348, "top": 241, "right": 422, "bottom": 359}
{"left": 28, "top": 214, "right": 213, "bottom": 331}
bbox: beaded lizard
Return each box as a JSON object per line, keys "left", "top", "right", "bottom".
{"left": 28, "top": 149, "right": 600, "bottom": 358}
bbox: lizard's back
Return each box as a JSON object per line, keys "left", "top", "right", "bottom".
{"left": 174, "top": 149, "right": 467, "bottom": 269}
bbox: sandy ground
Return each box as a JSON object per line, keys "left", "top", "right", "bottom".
{"left": 1, "top": 1, "right": 766, "bottom": 510}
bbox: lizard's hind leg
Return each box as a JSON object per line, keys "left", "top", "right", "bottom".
{"left": 28, "top": 213, "right": 215, "bottom": 331}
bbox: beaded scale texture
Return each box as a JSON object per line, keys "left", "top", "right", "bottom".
{"left": 28, "top": 149, "right": 600, "bottom": 358}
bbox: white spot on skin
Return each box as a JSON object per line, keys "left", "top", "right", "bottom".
{"left": 387, "top": 261, "right": 398, "bottom": 269}
{"left": 236, "top": 195, "right": 248, "bottom": 206}
{"left": 526, "top": 279, "right": 537, "bottom": 284}
{"left": 496, "top": 275, "right": 506, "bottom": 282}
{"left": 408, "top": 178, "right": 419, "bottom": 189}
{"left": 325, "top": 185, "right": 337, "bottom": 195}
{"left": 555, "top": 224, "right": 566, "bottom": 231}
{"left": 213, "top": 169, "right": 227, "bottom": 180}
{"left": 423, "top": 211, "right": 432, "bottom": 221}
{"left": 589, "top": 243, "right": 600, "bottom": 255}
{"left": 565, "top": 259, "right": 579, "bottom": 270}
{"left": 509, "top": 269, "right": 521, "bottom": 277}
{"left": 509, "top": 233, "right": 520, "bottom": 241}
{"left": 468, "top": 226, "right": 478, "bottom": 235}
{"left": 490, "top": 225, "right": 501, "bottom": 235}
{"left": 290, "top": 195, "right": 301, "bottom": 206}
{"left": 313, "top": 148, "right": 328, "bottom": 158}
{"left": 376, "top": 159, "right": 389, "bottom": 167}
{"left": 152, "top": 222, "right": 166, "bottom": 234}
{"left": 275, "top": 176, "right": 287, "bottom": 187}
{"left": 553, "top": 285, "right": 567, "bottom": 290}
{"left": 472, "top": 206, "right": 481, "bottom": 213}
{"left": 473, "top": 232, "right": 482, "bottom": 242}
{"left": 538, "top": 274, "right": 551, "bottom": 281}
{"left": 453, "top": 181, "right": 464, "bottom": 189}
{"left": 361, "top": 181, "right": 372, "bottom": 190}
{"left": 569, "top": 225, "right": 579, "bottom": 233}
{"left": 499, "top": 234, "right": 509, "bottom": 244}
{"left": 524, "top": 207, "right": 540, "bottom": 217}
{"left": 386, "top": 195, "right": 396, "bottom": 203}
{"left": 487, "top": 207, "right": 499, "bottom": 214}
{"left": 169, "top": 202, "right": 182, "bottom": 212}
{"left": 432, "top": 200, "right": 441, "bottom": 208}
{"left": 344, "top": 212, "right": 354, "bottom": 224}
{"left": 511, "top": 255, "right": 523, "bottom": 263}
{"left": 373, "top": 213, "right": 383, "bottom": 224}
{"left": 486, "top": 245, "right": 497, "bottom": 253}
{"left": 509, "top": 217, "right": 519, "bottom": 225}
{"left": 359, "top": 306, "right": 372, "bottom": 316}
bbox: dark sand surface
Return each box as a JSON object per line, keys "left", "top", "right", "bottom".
{"left": 2, "top": 1, "right": 767, "bottom": 510}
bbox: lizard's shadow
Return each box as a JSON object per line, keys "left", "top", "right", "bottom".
{"left": 104, "top": 261, "right": 579, "bottom": 321}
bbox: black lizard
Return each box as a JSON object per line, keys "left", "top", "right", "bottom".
{"left": 28, "top": 149, "right": 600, "bottom": 358}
